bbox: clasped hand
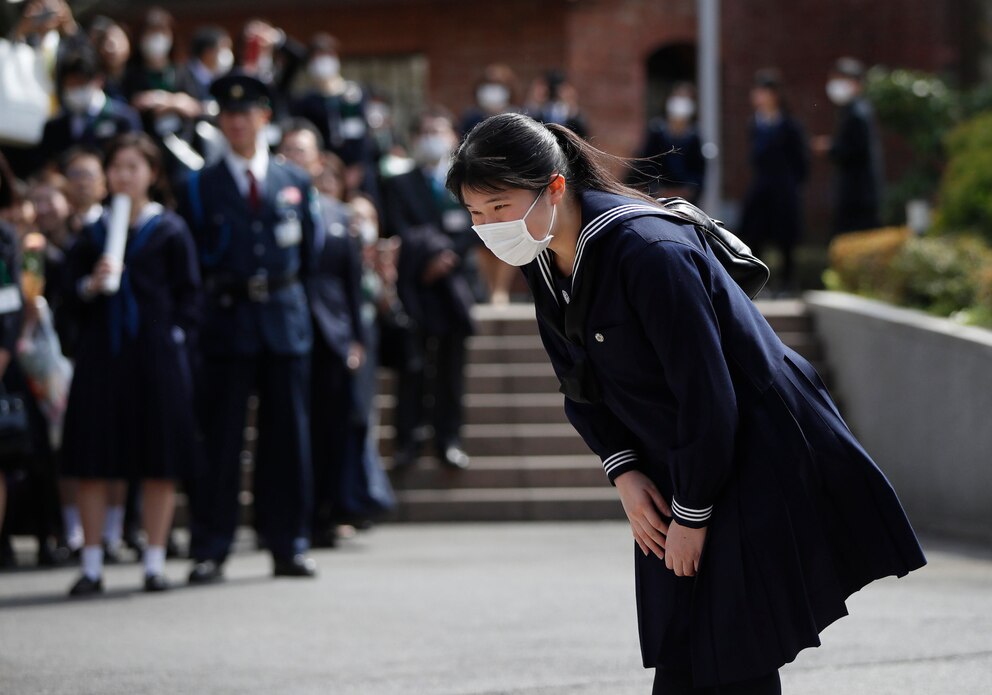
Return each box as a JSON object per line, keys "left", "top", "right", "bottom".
{"left": 614, "top": 470, "right": 707, "bottom": 577}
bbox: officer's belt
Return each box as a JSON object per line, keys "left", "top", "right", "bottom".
{"left": 206, "top": 272, "right": 299, "bottom": 303}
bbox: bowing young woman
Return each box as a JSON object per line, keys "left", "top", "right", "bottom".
{"left": 447, "top": 113, "right": 926, "bottom": 694}
{"left": 62, "top": 133, "right": 200, "bottom": 595}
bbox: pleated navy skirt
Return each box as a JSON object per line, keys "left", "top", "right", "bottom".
{"left": 634, "top": 347, "right": 926, "bottom": 688}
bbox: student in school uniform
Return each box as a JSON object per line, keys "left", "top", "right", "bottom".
{"left": 61, "top": 132, "right": 200, "bottom": 595}
{"left": 447, "top": 113, "right": 927, "bottom": 694}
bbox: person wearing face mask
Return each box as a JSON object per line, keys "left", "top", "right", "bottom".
{"left": 628, "top": 82, "right": 706, "bottom": 204}
{"left": 459, "top": 63, "right": 520, "bottom": 136}
{"left": 124, "top": 8, "right": 206, "bottom": 179}
{"left": 180, "top": 26, "right": 235, "bottom": 105}
{"left": 278, "top": 119, "right": 367, "bottom": 546}
{"left": 738, "top": 69, "right": 809, "bottom": 297}
{"left": 450, "top": 113, "right": 926, "bottom": 695}
{"left": 291, "top": 33, "right": 375, "bottom": 203}
{"left": 525, "top": 70, "right": 589, "bottom": 139}
{"left": 812, "top": 57, "right": 884, "bottom": 234}
{"left": 381, "top": 107, "right": 476, "bottom": 471}
{"left": 33, "top": 49, "right": 141, "bottom": 178}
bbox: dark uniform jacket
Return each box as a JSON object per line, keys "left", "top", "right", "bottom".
{"left": 34, "top": 98, "right": 141, "bottom": 174}
{"left": 180, "top": 157, "right": 319, "bottom": 356}
{"left": 308, "top": 196, "right": 364, "bottom": 363}
{"left": 382, "top": 168, "right": 475, "bottom": 336}
{"left": 521, "top": 190, "right": 925, "bottom": 687}
{"left": 829, "top": 97, "right": 883, "bottom": 233}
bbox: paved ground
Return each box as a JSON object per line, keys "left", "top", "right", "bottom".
{"left": 0, "top": 523, "right": 990, "bottom": 695}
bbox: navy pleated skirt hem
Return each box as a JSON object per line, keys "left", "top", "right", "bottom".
{"left": 635, "top": 348, "right": 926, "bottom": 689}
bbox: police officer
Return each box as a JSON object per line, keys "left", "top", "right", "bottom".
{"left": 182, "top": 72, "right": 320, "bottom": 581}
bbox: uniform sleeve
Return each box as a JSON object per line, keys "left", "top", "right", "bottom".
{"left": 829, "top": 111, "right": 871, "bottom": 168}
{"left": 622, "top": 239, "right": 739, "bottom": 528}
{"left": 166, "top": 215, "right": 202, "bottom": 337}
{"left": 300, "top": 181, "right": 323, "bottom": 281}
{"left": 344, "top": 236, "right": 366, "bottom": 347}
{"left": 534, "top": 312, "right": 643, "bottom": 485}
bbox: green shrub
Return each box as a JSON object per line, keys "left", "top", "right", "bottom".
{"left": 936, "top": 112, "right": 992, "bottom": 243}
{"left": 888, "top": 236, "right": 990, "bottom": 315}
{"left": 824, "top": 227, "right": 911, "bottom": 298}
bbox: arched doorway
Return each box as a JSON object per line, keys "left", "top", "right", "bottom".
{"left": 645, "top": 43, "right": 697, "bottom": 121}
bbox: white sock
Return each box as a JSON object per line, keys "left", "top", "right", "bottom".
{"left": 81, "top": 545, "right": 103, "bottom": 581}
{"left": 62, "top": 506, "right": 83, "bottom": 550}
{"left": 103, "top": 506, "right": 124, "bottom": 548}
{"left": 144, "top": 545, "right": 165, "bottom": 577}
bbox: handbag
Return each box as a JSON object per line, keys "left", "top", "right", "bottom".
{"left": 654, "top": 197, "right": 770, "bottom": 299}
{"left": 0, "top": 36, "right": 56, "bottom": 146}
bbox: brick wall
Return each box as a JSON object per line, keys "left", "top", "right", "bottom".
{"left": 122, "top": 0, "right": 971, "bottom": 240}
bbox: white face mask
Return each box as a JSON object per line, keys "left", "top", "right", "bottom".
{"left": 667, "top": 95, "right": 695, "bottom": 120}
{"left": 826, "top": 78, "right": 856, "bottom": 106}
{"left": 357, "top": 220, "right": 378, "bottom": 247}
{"left": 141, "top": 33, "right": 172, "bottom": 61}
{"left": 63, "top": 86, "right": 99, "bottom": 114}
{"left": 477, "top": 83, "right": 510, "bottom": 111}
{"left": 414, "top": 134, "right": 452, "bottom": 166}
{"left": 215, "top": 48, "right": 235, "bottom": 75}
{"left": 309, "top": 55, "right": 341, "bottom": 81}
{"left": 472, "top": 188, "right": 556, "bottom": 267}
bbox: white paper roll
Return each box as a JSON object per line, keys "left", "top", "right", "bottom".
{"left": 102, "top": 193, "right": 130, "bottom": 294}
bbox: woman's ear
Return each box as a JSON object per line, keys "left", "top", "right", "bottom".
{"left": 547, "top": 173, "right": 566, "bottom": 205}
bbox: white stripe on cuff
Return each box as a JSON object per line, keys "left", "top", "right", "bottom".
{"left": 602, "top": 449, "right": 637, "bottom": 475}
{"left": 671, "top": 498, "right": 713, "bottom": 522}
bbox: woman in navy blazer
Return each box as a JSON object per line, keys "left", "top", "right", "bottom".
{"left": 447, "top": 114, "right": 926, "bottom": 694}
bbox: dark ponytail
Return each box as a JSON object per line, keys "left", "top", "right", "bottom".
{"left": 446, "top": 112, "right": 656, "bottom": 205}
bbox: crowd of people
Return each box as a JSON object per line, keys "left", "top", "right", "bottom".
{"left": 0, "top": 1, "right": 596, "bottom": 596}
{"left": 0, "top": 0, "right": 882, "bottom": 597}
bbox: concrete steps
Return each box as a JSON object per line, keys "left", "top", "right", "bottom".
{"left": 172, "top": 299, "right": 825, "bottom": 527}
{"left": 382, "top": 299, "right": 825, "bottom": 523}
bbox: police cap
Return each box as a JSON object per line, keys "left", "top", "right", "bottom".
{"left": 210, "top": 71, "right": 273, "bottom": 112}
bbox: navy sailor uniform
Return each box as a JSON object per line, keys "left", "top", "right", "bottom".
{"left": 61, "top": 205, "right": 201, "bottom": 480}
{"left": 521, "top": 190, "right": 926, "bottom": 687}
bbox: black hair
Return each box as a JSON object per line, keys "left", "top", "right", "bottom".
{"left": 191, "top": 26, "right": 229, "bottom": 59}
{"left": 280, "top": 117, "right": 326, "bottom": 149}
{"left": 446, "top": 112, "right": 656, "bottom": 205}
{"left": 104, "top": 132, "right": 174, "bottom": 208}
{"left": 60, "top": 145, "right": 104, "bottom": 173}
{"left": 59, "top": 47, "right": 102, "bottom": 83}
{"left": 412, "top": 104, "right": 455, "bottom": 138}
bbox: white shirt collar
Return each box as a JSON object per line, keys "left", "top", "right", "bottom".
{"left": 133, "top": 202, "right": 165, "bottom": 229}
{"left": 224, "top": 140, "right": 270, "bottom": 197}
{"left": 82, "top": 203, "right": 103, "bottom": 226}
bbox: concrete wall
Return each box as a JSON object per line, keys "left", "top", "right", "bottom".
{"left": 805, "top": 291, "right": 992, "bottom": 543}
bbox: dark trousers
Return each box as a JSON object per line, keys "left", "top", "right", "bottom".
{"left": 310, "top": 339, "right": 351, "bottom": 533}
{"left": 395, "top": 329, "right": 467, "bottom": 452}
{"left": 190, "top": 352, "right": 312, "bottom": 563}
{"left": 652, "top": 669, "right": 781, "bottom": 695}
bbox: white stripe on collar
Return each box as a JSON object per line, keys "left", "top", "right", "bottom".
{"left": 535, "top": 203, "right": 661, "bottom": 306}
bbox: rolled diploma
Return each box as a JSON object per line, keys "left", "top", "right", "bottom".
{"left": 102, "top": 193, "right": 130, "bottom": 294}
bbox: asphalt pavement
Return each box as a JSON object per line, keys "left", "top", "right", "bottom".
{"left": 1, "top": 523, "right": 990, "bottom": 695}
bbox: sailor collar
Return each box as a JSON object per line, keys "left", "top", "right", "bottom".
{"left": 535, "top": 191, "right": 662, "bottom": 307}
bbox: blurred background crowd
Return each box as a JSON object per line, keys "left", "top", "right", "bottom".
{"left": 0, "top": 0, "right": 990, "bottom": 592}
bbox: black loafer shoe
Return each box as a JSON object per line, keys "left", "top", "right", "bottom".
{"left": 144, "top": 573, "right": 171, "bottom": 592}
{"left": 188, "top": 560, "right": 224, "bottom": 585}
{"left": 273, "top": 554, "right": 317, "bottom": 578}
{"left": 69, "top": 574, "right": 104, "bottom": 597}
{"left": 441, "top": 445, "right": 470, "bottom": 470}
{"left": 102, "top": 542, "right": 124, "bottom": 565}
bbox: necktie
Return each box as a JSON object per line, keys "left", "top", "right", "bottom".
{"left": 246, "top": 169, "right": 260, "bottom": 214}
